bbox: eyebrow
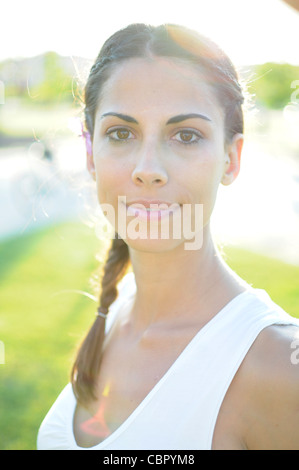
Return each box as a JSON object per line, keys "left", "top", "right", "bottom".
{"left": 100, "top": 112, "right": 212, "bottom": 124}
{"left": 166, "top": 113, "right": 212, "bottom": 124}
{"left": 101, "top": 112, "right": 138, "bottom": 123}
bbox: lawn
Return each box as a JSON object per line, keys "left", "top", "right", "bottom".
{"left": 0, "top": 221, "right": 298, "bottom": 450}
{"left": 0, "top": 221, "right": 100, "bottom": 450}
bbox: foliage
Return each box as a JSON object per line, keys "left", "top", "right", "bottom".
{"left": 31, "top": 52, "right": 74, "bottom": 103}
{"left": 0, "top": 52, "right": 76, "bottom": 105}
{"left": 248, "top": 62, "right": 299, "bottom": 109}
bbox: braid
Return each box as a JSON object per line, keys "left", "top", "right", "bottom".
{"left": 71, "top": 236, "right": 130, "bottom": 405}
{"left": 98, "top": 236, "right": 130, "bottom": 314}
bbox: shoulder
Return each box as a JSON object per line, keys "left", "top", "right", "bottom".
{"left": 238, "top": 323, "right": 299, "bottom": 449}
{"left": 245, "top": 323, "right": 299, "bottom": 388}
{"left": 37, "top": 384, "right": 75, "bottom": 450}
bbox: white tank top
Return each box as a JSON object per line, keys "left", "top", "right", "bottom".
{"left": 37, "top": 273, "right": 299, "bottom": 450}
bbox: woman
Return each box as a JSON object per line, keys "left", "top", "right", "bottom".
{"left": 37, "top": 23, "right": 299, "bottom": 450}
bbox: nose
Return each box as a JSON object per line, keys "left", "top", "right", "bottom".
{"left": 131, "top": 142, "right": 168, "bottom": 187}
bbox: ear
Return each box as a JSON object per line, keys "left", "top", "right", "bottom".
{"left": 84, "top": 131, "right": 96, "bottom": 180}
{"left": 87, "top": 153, "right": 96, "bottom": 181}
{"left": 221, "top": 133, "right": 243, "bottom": 186}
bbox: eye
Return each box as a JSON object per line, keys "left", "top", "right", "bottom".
{"left": 172, "top": 130, "right": 203, "bottom": 145}
{"left": 106, "top": 128, "right": 135, "bottom": 142}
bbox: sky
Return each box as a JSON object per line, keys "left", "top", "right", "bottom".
{"left": 1, "top": 0, "right": 299, "bottom": 66}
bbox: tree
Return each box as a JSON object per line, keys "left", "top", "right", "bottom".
{"left": 249, "top": 63, "right": 299, "bottom": 109}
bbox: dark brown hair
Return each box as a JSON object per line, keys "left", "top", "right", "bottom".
{"left": 71, "top": 23, "right": 245, "bottom": 406}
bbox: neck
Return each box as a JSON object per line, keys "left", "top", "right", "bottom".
{"left": 126, "top": 224, "right": 247, "bottom": 331}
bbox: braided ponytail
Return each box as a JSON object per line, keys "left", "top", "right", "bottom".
{"left": 71, "top": 236, "right": 130, "bottom": 406}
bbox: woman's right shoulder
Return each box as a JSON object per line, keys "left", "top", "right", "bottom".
{"left": 37, "top": 383, "right": 75, "bottom": 450}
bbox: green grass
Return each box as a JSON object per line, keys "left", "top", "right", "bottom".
{"left": 222, "top": 246, "right": 299, "bottom": 318}
{"left": 0, "top": 222, "right": 298, "bottom": 450}
{"left": 0, "top": 221, "right": 101, "bottom": 450}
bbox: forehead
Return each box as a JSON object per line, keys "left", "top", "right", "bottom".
{"left": 96, "top": 57, "right": 223, "bottom": 123}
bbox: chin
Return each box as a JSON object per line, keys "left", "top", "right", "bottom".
{"left": 124, "top": 236, "right": 185, "bottom": 254}
{"left": 120, "top": 231, "right": 204, "bottom": 254}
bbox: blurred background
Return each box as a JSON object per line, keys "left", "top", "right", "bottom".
{"left": 0, "top": 0, "right": 299, "bottom": 450}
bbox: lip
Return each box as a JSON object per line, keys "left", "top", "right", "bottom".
{"left": 126, "top": 199, "right": 176, "bottom": 208}
{"left": 124, "top": 199, "right": 181, "bottom": 221}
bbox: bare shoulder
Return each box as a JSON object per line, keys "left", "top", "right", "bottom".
{"left": 238, "top": 323, "right": 299, "bottom": 449}
{"left": 248, "top": 323, "right": 299, "bottom": 373}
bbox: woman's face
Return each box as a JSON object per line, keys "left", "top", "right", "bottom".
{"left": 89, "top": 57, "right": 242, "bottom": 252}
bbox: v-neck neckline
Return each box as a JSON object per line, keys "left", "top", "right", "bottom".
{"left": 69, "top": 288, "right": 251, "bottom": 449}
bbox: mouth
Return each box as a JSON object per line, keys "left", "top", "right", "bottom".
{"left": 124, "top": 199, "right": 181, "bottom": 221}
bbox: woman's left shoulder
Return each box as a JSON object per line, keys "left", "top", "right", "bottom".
{"left": 251, "top": 323, "right": 299, "bottom": 377}
{"left": 240, "top": 323, "right": 299, "bottom": 449}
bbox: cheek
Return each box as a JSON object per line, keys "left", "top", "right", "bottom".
{"left": 94, "top": 157, "right": 129, "bottom": 205}
{"left": 186, "top": 152, "right": 223, "bottom": 198}
{"left": 182, "top": 150, "right": 224, "bottom": 227}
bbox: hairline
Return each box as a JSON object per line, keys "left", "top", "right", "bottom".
{"left": 90, "top": 56, "right": 227, "bottom": 133}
